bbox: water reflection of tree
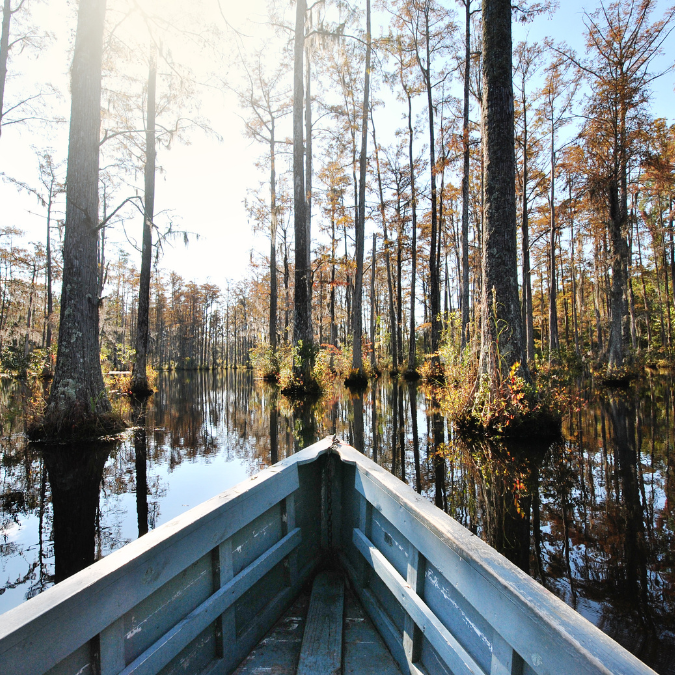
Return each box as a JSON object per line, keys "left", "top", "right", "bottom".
{"left": 2, "top": 372, "right": 675, "bottom": 668}
{"left": 43, "top": 445, "right": 111, "bottom": 582}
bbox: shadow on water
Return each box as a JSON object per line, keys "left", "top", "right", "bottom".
{"left": 1, "top": 370, "right": 674, "bottom": 673}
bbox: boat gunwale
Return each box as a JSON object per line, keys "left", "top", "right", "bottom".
{"left": 0, "top": 436, "right": 334, "bottom": 672}
{"left": 0, "top": 434, "right": 658, "bottom": 675}
{"left": 333, "top": 439, "right": 656, "bottom": 675}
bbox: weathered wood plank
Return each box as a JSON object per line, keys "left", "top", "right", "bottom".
{"left": 119, "top": 529, "right": 301, "bottom": 675}
{"left": 283, "top": 493, "right": 299, "bottom": 587}
{"left": 214, "top": 538, "right": 235, "bottom": 661}
{"left": 0, "top": 464, "right": 303, "bottom": 675}
{"left": 343, "top": 582, "right": 403, "bottom": 675}
{"left": 338, "top": 551, "right": 413, "bottom": 675}
{"left": 403, "top": 544, "right": 424, "bottom": 668}
{"left": 231, "top": 503, "right": 283, "bottom": 576}
{"left": 341, "top": 449, "right": 656, "bottom": 675}
{"left": 100, "top": 617, "right": 125, "bottom": 674}
{"left": 490, "top": 632, "right": 523, "bottom": 675}
{"left": 124, "top": 552, "right": 214, "bottom": 664}
{"left": 353, "top": 528, "right": 485, "bottom": 675}
{"left": 296, "top": 572, "right": 345, "bottom": 675}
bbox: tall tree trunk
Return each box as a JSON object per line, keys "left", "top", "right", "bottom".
{"left": 131, "top": 50, "right": 157, "bottom": 396}
{"left": 24, "top": 261, "right": 36, "bottom": 358}
{"left": 330, "top": 204, "right": 336, "bottom": 348}
{"left": 570, "top": 187, "right": 580, "bottom": 356}
{"left": 548, "top": 119, "right": 559, "bottom": 358}
{"left": 607, "top": 107, "right": 629, "bottom": 371}
{"left": 45, "top": 185, "right": 54, "bottom": 350}
{"left": 305, "top": 42, "right": 312, "bottom": 330}
{"left": 407, "top": 92, "right": 418, "bottom": 375}
{"left": 269, "top": 118, "right": 278, "bottom": 351}
{"left": 36, "top": 0, "right": 115, "bottom": 439}
{"left": 521, "top": 84, "right": 534, "bottom": 362}
{"left": 351, "top": 0, "right": 371, "bottom": 379}
{"left": 292, "top": 0, "right": 311, "bottom": 378}
{"left": 397, "top": 208, "right": 404, "bottom": 366}
{"left": 372, "top": 115, "right": 397, "bottom": 369}
{"left": 461, "top": 0, "right": 471, "bottom": 349}
{"left": 477, "top": 0, "right": 527, "bottom": 385}
{"left": 0, "top": 0, "right": 12, "bottom": 135}
{"left": 370, "top": 232, "right": 377, "bottom": 370}
{"left": 421, "top": 10, "right": 440, "bottom": 370}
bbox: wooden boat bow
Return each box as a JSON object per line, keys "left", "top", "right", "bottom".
{"left": 0, "top": 436, "right": 656, "bottom": 675}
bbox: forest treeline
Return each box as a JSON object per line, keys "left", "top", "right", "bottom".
{"left": 1, "top": 0, "right": 674, "bottom": 436}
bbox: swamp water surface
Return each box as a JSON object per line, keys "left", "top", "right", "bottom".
{"left": 0, "top": 370, "right": 673, "bottom": 673}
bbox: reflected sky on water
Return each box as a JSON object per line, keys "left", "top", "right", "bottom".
{"left": 0, "top": 370, "right": 673, "bottom": 674}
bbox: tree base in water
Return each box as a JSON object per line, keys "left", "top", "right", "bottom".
{"left": 403, "top": 369, "right": 420, "bottom": 381}
{"left": 262, "top": 372, "right": 279, "bottom": 383}
{"left": 129, "top": 380, "right": 155, "bottom": 398}
{"left": 281, "top": 378, "right": 321, "bottom": 399}
{"left": 28, "top": 407, "right": 127, "bottom": 443}
{"left": 344, "top": 369, "right": 369, "bottom": 390}
{"left": 456, "top": 404, "right": 561, "bottom": 440}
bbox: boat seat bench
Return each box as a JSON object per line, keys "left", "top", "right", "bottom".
{"left": 0, "top": 436, "right": 658, "bottom": 675}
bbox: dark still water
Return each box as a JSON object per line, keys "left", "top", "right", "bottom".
{"left": 0, "top": 371, "right": 674, "bottom": 673}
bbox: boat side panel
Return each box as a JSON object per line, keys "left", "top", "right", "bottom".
{"left": 422, "top": 561, "right": 493, "bottom": 674}
{"left": 231, "top": 503, "right": 283, "bottom": 576}
{"left": 234, "top": 563, "right": 287, "bottom": 636}
{"left": 124, "top": 553, "right": 214, "bottom": 664}
{"left": 340, "top": 462, "right": 409, "bottom": 660}
{"left": 419, "top": 638, "right": 453, "bottom": 675}
{"left": 294, "top": 461, "right": 323, "bottom": 568}
{"left": 369, "top": 572, "right": 406, "bottom": 635}
{"left": 157, "top": 624, "right": 216, "bottom": 675}
{"left": 339, "top": 463, "right": 362, "bottom": 576}
{"left": 371, "top": 509, "right": 411, "bottom": 580}
{"left": 45, "top": 642, "right": 95, "bottom": 675}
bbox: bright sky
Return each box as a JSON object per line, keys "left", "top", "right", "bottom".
{"left": 1, "top": 0, "right": 673, "bottom": 291}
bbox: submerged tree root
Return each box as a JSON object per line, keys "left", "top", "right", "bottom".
{"left": 27, "top": 405, "right": 127, "bottom": 443}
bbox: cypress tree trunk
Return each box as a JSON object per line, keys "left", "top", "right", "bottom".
{"left": 291, "top": 0, "right": 312, "bottom": 384}
{"left": 305, "top": 43, "right": 312, "bottom": 331}
{"left": 0, "top": 0, "right": 12, "bottom": 135}
{"left": 33, "top": 0, "right": 119, "bottom": 439}
{"left": 607, "top": 103, "right": 629, "bottom": 371}
{"left": 461, "top": 0, "right": 472, "bottom": 349}
{"left": 131, "top": 50, "right": 157, "bottom": 397}
{"left": 521, "top": 94, "right": 534, "bottom": 362}
{"left": 350, "top": 0, "right": 371, "bottom": 382}
{"left": 421, "top": 10, "right": 440, "bottom": 370}
{"left": 46, "top": 184, "right": 54, "bottom": 350}
{"left": 548, "top": 119, "right": 559, "bottom": 358}
{"left": 372, "top": 119, "right": 398, "bottom": 370}
{"left": 370, "top": 232, "right": 377, "bottom": 370}
{"left": 407, "top": 92, "right": 418, "bottom": 376}
{"left": 270, "top": 119, "right": 278, "bottom": 351}
{"left": 477, "top": 0, "right": 527, "bottom": 385}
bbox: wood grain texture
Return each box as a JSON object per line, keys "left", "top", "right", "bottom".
{"left": 353, "top": 528, "right": 484, "bottom": 675}
{"left": 296, "top": 572, "right": 344, "bottom": 675}
{"left": 333, "top": 442, "right": 657, "bottom": 675}
{"left": 0, "top": 437, "right": 333, "bottom": 675}
{"left": 120, "top": 529, "right": 301, "bottom": 675}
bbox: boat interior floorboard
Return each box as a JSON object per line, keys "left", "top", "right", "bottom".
{"left": 232, "top": 572, "right": 403, "bottom": 675}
